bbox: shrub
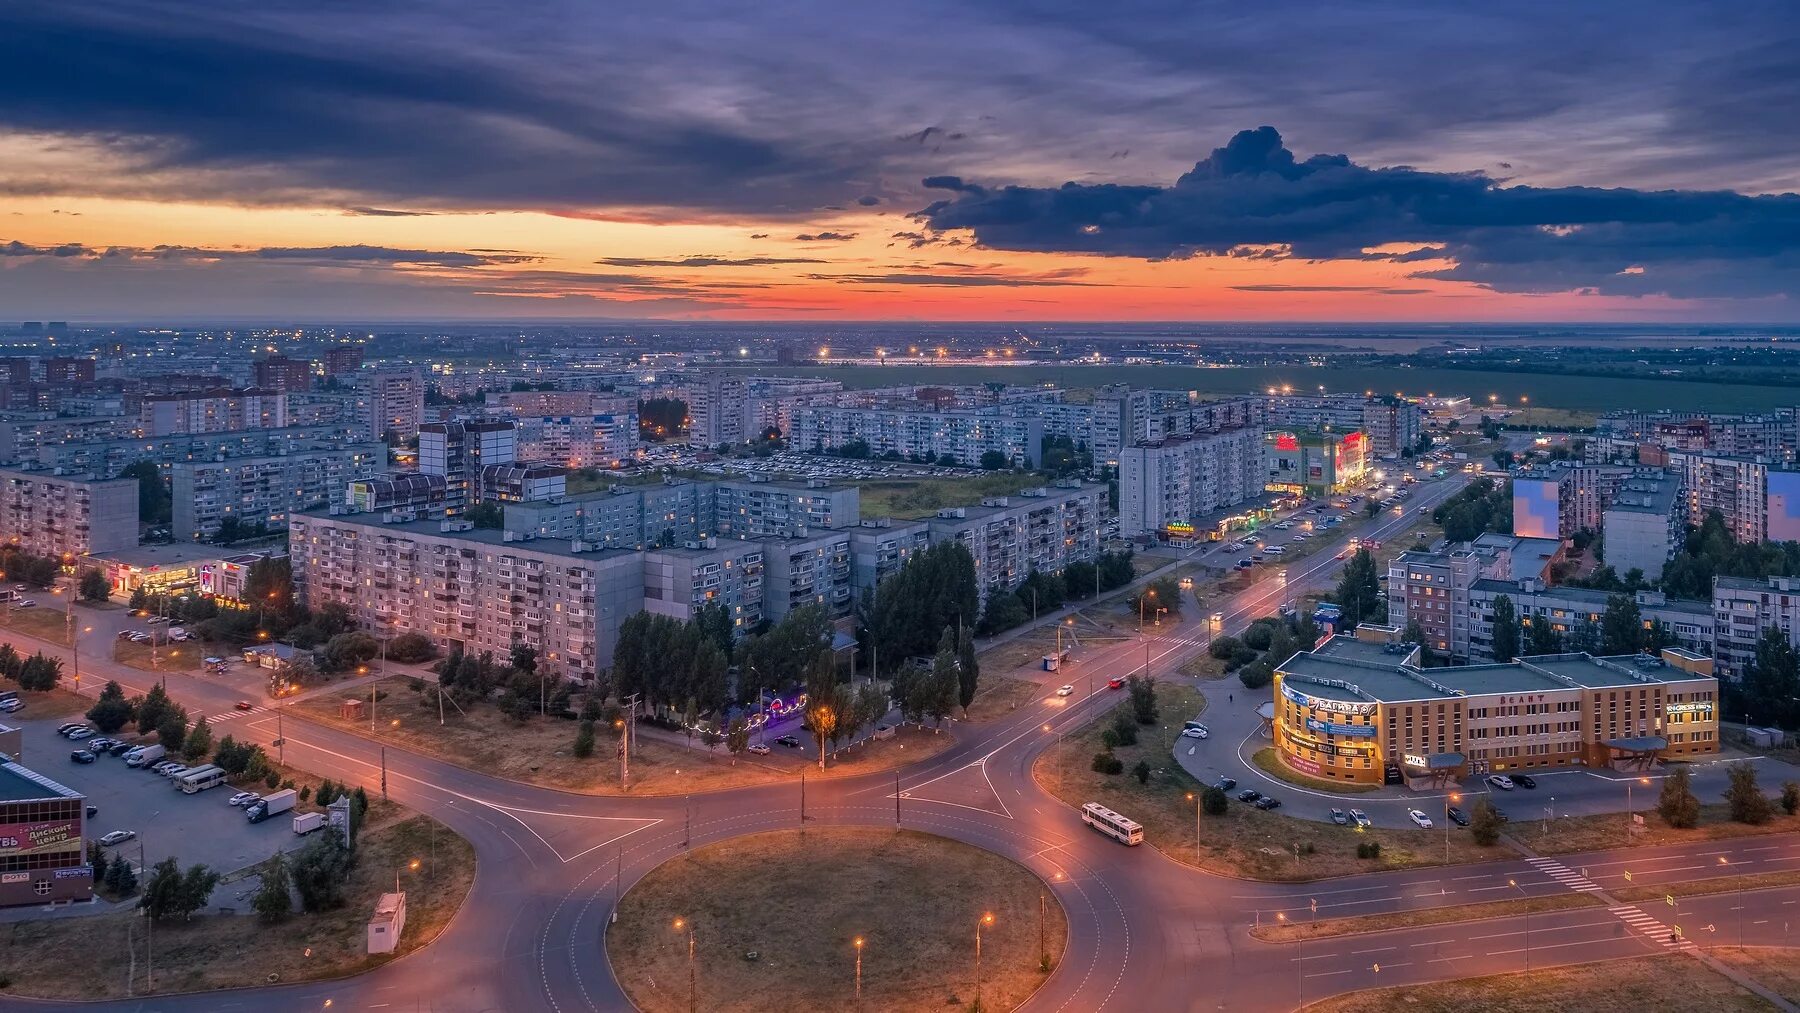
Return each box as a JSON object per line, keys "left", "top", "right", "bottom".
{"left": 1208, "top": 636, "right": 1243, "bottom": 660}
{"left": 1784, "top": 781, "right": 1800, "bottom": 817}
{"left": 1243, "top": 622, "right": 1276, "bottom": 651}
{"left": 1201, "top": 786, "right": 1228, "bottom": 816}
{"left": 1132, "top": 760, "right": 1151, "bottom": 784}
{"left": 1090, "top": 752, "right": 1123, "bottom": 776}
{"left": 1108, "top": 710, "right": 1139, "bottom": 746}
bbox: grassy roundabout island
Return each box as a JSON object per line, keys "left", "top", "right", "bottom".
{"left": 607, "top": 828, "right": 1067, "bottom": 1012}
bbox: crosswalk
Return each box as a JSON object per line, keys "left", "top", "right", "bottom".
{"left": 209, "top": 704, "right": 272, "bottom": 723}
{"left": 1525, "top": 856, "right": 1602, "bottom": 892}
{"left": 1609, "top": 904, "right": 1696, "bottom": 951}
{"left": 1154, "top": 634, "right": 1211, "bottom": 650}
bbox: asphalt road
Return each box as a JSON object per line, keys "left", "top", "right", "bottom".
{"left": 14, "top": 462, "right": 1800, "bottom": 1012}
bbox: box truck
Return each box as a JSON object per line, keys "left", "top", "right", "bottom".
{"left": 247, "top": 788, "right": 297, "bottom": 823}
{"left": 292, "top": 811, "right": 327, "bottom": 836}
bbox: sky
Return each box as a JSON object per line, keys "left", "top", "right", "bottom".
{"left": 2, "top": 1, "right": 1798, "bottom": 323}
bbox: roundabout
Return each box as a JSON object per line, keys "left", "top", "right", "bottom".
{"left": 606, "top": 827, "right": 1067, "bottom": 1012}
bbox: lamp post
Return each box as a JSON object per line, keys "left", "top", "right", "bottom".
{"left": 1445, "top": 792, "right": 1459, "bottom": 862}
{"left": 853, "top": 936, "right": 864, "bottom": 1011}
{"left": 1277, "top": 912, "right": 1298, "bottom": 1007}
{"left": 974, "top": 912, "right": 995, "bottom": 1011}
{"left": 1509, "top": 879, "right": 1530, "bottom": 971}
{"left": 1626, "top": 776, "right": 1650, "bottom": 842}
{"left": 1138, "top": 588, "right": 1156, "bottom": 633}
{"left": 673, "top": 917, "right": 696, "bottom": 1013}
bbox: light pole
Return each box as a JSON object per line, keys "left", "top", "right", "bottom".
{"left": 1277, "top": 912, "right": 1298, "bottom": 1007}
{"left": 974, "top": 911, "right": 994, "bottom": 1011}
{"left": 1509, "top": 879, "right": 1530, "bottom": 971}
{"left": 1445, "top": 792, "right": 1459, "bottom": 862}
{"left": 854, "top": 936, "right": 864, "bottom": 1011}
{"left": 673, "top": 917, "right": 696, "bottom": 1013}
{"left": 1138, "top": 588, "right": 1156, "bottom": 633}
{"left": 1626, "top": 776, "right": 1650, "bottom": 842}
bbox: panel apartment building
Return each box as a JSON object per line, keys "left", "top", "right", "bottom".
{"left": 1265, "top": 393, "right": 1423, "bottom": 458}
{"left": 1713, "top": 575, "right": 1800, "bottom": 680}
{"left": 925, "top": 481, "right": 1107, "bottom": 596}
{"left": 1117, "top": 426, "right": 1266, "bottom": 538}
{"left": 0, "top": 466, "right": 138, "bottom": 558}
{"left": 1664, "top": 451, "right": 1800, "bottom": 545}
{"left": 139, "top": 387, "right": 287, "bottom": 436}
{"left": 789, "top": 405, "right": 1044, "bottom": 469}
{"left": 1469, "top": 579, "right": 1714, "bottom": 661}
{"left": 1091, "top": 388, "right": 1265, "bottom": 464}
{"left": 1593, "top": 408, "right": 1800, "bottom": 465}
{"left": 171, "top": 442, "right": 386, "bottom": 541}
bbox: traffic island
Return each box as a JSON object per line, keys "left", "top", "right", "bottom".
{"left": 1513, "top": 802, "right": 1800, "bottom": 856}
{"left": 607, "top": 827, "right": 1066, "bottom": 1012}
{"left": 0, "top": 813, "right": 476, "bottom": 1000}
{"left": 1302, "top": 952, "right": 1776, "bottom": 1013}
{"left": 1033, "top": 684, "right": 1506, "bottom": 880}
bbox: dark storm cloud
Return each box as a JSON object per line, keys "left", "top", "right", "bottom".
{"left": 1, "top": 240, "right": 537, "bottom": 268}
{"left": 794, "top": 233, "right": 858, "bottom": 242}
{"left": 595, "top": 256, "right": 828, "bottom": 268}
{"left": 2, "top": 240, "right": 91, "bottom": 257}
{"left": 917, "top": 126, "right": 1800, "bottom": 299}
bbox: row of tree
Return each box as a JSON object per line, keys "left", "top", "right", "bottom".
{"left": 0, "top": 644, "right": 64, "bottom": 691}
{"left": 1485, "top": 592, "right": 1676, "bottom": 663}
{"left": 1431, "top": 477, "right": 1513, "bottom": 542}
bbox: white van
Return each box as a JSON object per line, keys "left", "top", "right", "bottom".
{"left": 1264, "top": 545, "right": 1286, "bottom": 556}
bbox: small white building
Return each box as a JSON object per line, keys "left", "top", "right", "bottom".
{"left": 367, "top": 891, "right": 407, "bottom": 954}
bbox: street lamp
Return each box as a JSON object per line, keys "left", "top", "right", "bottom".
{"left": 1509, "top": 879, "right": 1530, "bottom": 971}
{"left": 1445, "top": 792, "right": 1460, "bottom": 862}
{"left": 1626, "top": 776, "right": 1650, "bottom": 842}
{"left": 1139, "top": 589, "right": 1156, "bottom": 633}
{"left": 673, "top": 917, "right": 696, "bottom": 1013}
{"left": 974, "top": 912, "right": 995, "bottom": 1011}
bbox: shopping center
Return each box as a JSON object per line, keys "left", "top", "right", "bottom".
{"left": 1270, "top": 625, "right": 1720, "bottom": 788}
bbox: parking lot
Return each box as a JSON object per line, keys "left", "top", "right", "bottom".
{"left": 14, "top": 715, "right": 293, "bottom": 888}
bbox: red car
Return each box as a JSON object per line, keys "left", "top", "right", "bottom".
{"left": 1107, "top": 678, "right": 1125, "bottom": 690}
{"left": 234, "top": 700, "right": 255, "bottom": 711}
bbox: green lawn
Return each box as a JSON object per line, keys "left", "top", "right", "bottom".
{"left": 854, "top": 472, "right": 1057, "bottom": 520}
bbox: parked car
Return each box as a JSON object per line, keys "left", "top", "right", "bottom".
{"left": 1056, "top": 684, "right": 1075, "bottom": 697}
{"left": 1236, "top": 789, "right": 1262, "bottom": 803}
{"left": 1407, "top": 809, "right": 1433, "bottom": 829}
{"left": 88, "top": 737, "right": 116, "bottom": 751}
{"left": 1349, "top": 809, "right": 1372, "bottom": 828}
{"left": 1492, "top": 807, "right": 1510, "bottom": 823}
{"left": 69, "top": 750, "right": 96, "bottom": 764}
{"left": 1214, "top": 776, "right": 1237, "bottom": 792}
{"left": 99, "top": 830, "right": 136, "bottom": 846}
{"left": 1330, "top": 808, "right": 1349, "bottom": 826}
{"left": 67, "top": 727, "right": 95, "bottom": 740}
{"left": 1513, "top": 774, "right": 1538, "bottom": 789}
{"left": 746, "top": 743, "right": 771, "bottom": 756}
{"left": 227, "top": 791, "right": 261, "bottom": 807}
{"left": 1446, "top": 807, "right": 1470, "bottom": 826}
{"left": 15, "top": 599, "right": 35, "bottom": 608}
{"left": 107, "top": 741, "right": 134, "bottom": 757}
{"left": 1486, "top": 774, "right": 1516, "bottom": 791}
{"left": 1253, "top": 796, "right": 1282, "bottom": 811}
{"left": 774, "top": 735, "right": 802, "bottom": 749}
{"left": 56, "top": 723, "right": 85, "bottom": 736}
{"left": 0, "top": 698, "right": 21, "bottom": 713}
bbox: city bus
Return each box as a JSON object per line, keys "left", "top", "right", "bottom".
{"left": 1080, "top": 802, "right": 1144, "bottom": 846}
{"left": 178, "top": 765, "right": 228, "bottom": 794}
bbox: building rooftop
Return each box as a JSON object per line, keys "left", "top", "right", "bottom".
{"left": 1277, "top": 635, "right": 1714, "bottom": 705}
{"left": 0, "top": 759, "right": 83, "bottom": 803}
{"left": 92, "top": 540, "right": 242, "bottom": 569}
{"left": 1470, "top": 579, "right": 1713, "bottom": 618}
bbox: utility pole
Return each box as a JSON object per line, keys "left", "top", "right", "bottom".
{"left": 381, "top": 746, "right": 388, "bottom": 800}
{"left": 141, "top": 839, "right": 152, "bottom": 993}
{"left": 620, "top": 693, "right": 639, "bottom": 790}
{"left": 894, "top": 770, "right": 901, "bottom": 828}
{"left": 684, "top": 795, "right": 692, "bottom": 849}
{"left": 800, "top": 771, "right": 808, "bottom": 823}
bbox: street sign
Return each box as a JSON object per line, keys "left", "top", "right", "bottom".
{"left": 1310, "top": 897, "right": 1317, "bottom": 914}
{"left": 1666, "top": 894, "right": 1675, "bottom": 907}
{"left": 1633, "top": 813, "right": 1645, "bottom": 825}
{"left": 1623, "top": 870, "right": 1633, "bottom": 881}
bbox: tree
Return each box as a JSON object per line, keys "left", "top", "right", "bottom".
{"left": 15, "top": 651, "right": 61, "bottom": 691}
{"left": 1725, "top": 761, "right": 1774, "bottom": 825}
{"left": 156, "top": 709, "right": 188, "bottom": 754}
{"left": 182, "top": 714, "right": 214, "bottom": 763}
{"left": 319, "top": 632, "right": 381, "bottom": 672}
{"left": 138, "top": 858, "right": 183, "bottom": 920}
{"left": 177, "top": 864, "right": 221, "bottom": 920}
{"left": 956, "top": 624, "right": 979, "bottom": 716}
{"left": 1599, "top": 594, "right": 1646, "bottom": 656}
{"left": 1525, "top": 615, "right": 1562, "bottom": 656}
{"left": 253, "top": 853, "right": 293, "bottom": 923}
{"left": 802, "top": 653, "right": 843, "bottom": 771}
{"left": 637, "top": 397, "right": 689, "bottom": 440}
{"left": 725, "top": 716, "right": 750, "bottom": 764}
{"left": 119, "top": 460, "right": 173, "bottom": 524}
{"left": 86, "top": 680, "right": 136, "bottom": 733}
{"left": 1132, "top": 759, "right": 1151, "bottom": 784}
{"left": 976, "top": 591, "right": 1028, "bottom": 636}
{"left": 978, "top": 449, "right": 1010, "bottom": 470}
{"left": 1658, "top": 765, "right": 1701, "bottom": 829}
{"left": 1126, "top": 674, "right": 1158, "bottom": 724}
{"left": 387, "top": 632, "right": 438, "bottom": 664}
{"left": 1743, "top": 626, "right": 1800, "bottom": 730}
{"left": 1201, "top": 786, "right": 1228, "bottom": 816}
{"left": 1108, "top": 709, "right": 1139, "bottom": 747}
{"left": 1470, "top": 798, "right": 1502, "bottom": 846}
{"left": 104, "top": 855, "right": 137, "bottom": 896}
{"left": 1129, "top": 576, "right": 1184, "bottom": 620}
{"left": 865, "top": 542, "right": 979, "bottom": 674}
{"left": 1333, "top": 549, "right": 1384, "bottom": 628}
{"left": 1489, "top": 595, "right": 1521, "bottom": 662}
{"left": 290, "top": 833, "right": 355, "bottom": 912}
{"left": 78, "top": 568, "right": 110, "bottom": 602}
{"left": 463, "top": 502, "right": 503, "bottom": 529}
{"left": 1784, "top": 781, "right": 1800, "bottom": 817}
{"left": 573, "top": 719, "right": 596, "bottom": 758}
{"left": 88, "top": 839, "right": 109, "bottom": 885}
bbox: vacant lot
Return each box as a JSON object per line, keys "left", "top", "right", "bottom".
{"left": 0, "top": 813, "right": 474, "bottom": 1000}
{"left": 1304, "top": 953, "right": 1775, "bottom": 1013}
{"left": 1514, "top": 801, "right": 1800, "bottom": 856}
{"left": 1033, "top": 685, "right": 1506, "bottom": 880}
{"left": 112, "top": 639, "right": 202, "bottom": 673}
{"left": 855, "top": 472, "right": 1053, "bottom": 520}
{"left": 293, "top": 676, "right": 955, "bottom": 796}
{"left": 609, "top": 828, "right": 1064, "bottom": 1013}
{"left": 0, "top": 605, "right": 71, "bottom": 645}
{"left": 1712, "top": 948, "right": 1800, "bottom": 1006}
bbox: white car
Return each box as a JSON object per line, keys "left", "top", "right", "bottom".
{"left": 99, "top": 830, "right": 136, "bottom": 847}
{"left": 227, "top": 791, "right": 260, "bottom": 807}
{"left": 1349, "top": 809, "right": 1372, "bottom": 828}
{"left": 66, "top": 727, "right": 95, "bottom": 740}
{"left": 1180, "top": 726, "right": 1207, "bottom": 740}
{"left": 1486, "top": 774, "right": 1516, "bottom": 791}
{"left": 1056, "top": 684, "right": 1075, "bottom": 697}
{"left": 159, "top": 764, "right": 190, "bottom": 779}
{"left": 746, "top": 743, "right": 771, "bottom": 756}
{"left": 1407, "top": 809, "right": 1433, "bottom": 829}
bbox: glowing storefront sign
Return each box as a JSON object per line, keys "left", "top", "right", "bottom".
{"left": 1667, "top": 702, "right": 1714, "bottom": 715}
{"left": 1306, "top": 717, "right": 1377, "bottom": 737}
{"left": 1402, "top": 753, "right": 1429, "bottom": 767}
{"left": 1281, "top": 682, "right": 1377, "bottom": 716}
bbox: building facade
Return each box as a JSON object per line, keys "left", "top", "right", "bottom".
{"left": 1713, "top": 575, "right": 1800, "bottom": 681}
{"left": 1470, "top": 579, "right": 1714, "bottom": 661}
{"left": 0, "top": 467, "right": 138, "bottom": 557}
{"left": 0, "top": 760, "right": 91, "bottom": 908}
{"left": 1117, "top": 427, "right": 1266, "bottom": 538}
{"left": 789, "top": 404, "right": 1044, "bottom": 468}
{"left": 170, "top": 443, "right": 385, "bottom": 540}
{"left": 139, "top": 388, "right": 287, "bottom": 436}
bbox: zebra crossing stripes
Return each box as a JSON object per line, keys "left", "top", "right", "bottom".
{"left": 1155, "top": 635, "right": 1210, "bottom": 650}
{"left": 1609, "top": 905, "right": 1696, "bottom": 951}
{"left": 1526, "top": 856, "right": 1602, "bottom": 892}
{"left": 209, "top": 704, "right": 271, "bottom": 723}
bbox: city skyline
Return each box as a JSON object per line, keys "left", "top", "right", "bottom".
{"left": 2, "top": 3, "right": 1798, "bottom": 322}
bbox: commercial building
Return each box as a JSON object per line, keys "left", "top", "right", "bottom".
{"left": 1601, "top": 471, "right": 1686, "bottom": 581}
{"left": 1470, "top": 579, "right": 1713, "bottom": 661}
{"left": 171, "top": 443, "right": 385, "bottom": 541}
{"left": 1264, "top": 429, "right": 1370, "bottom": 495}
{"left": 789, "top": 404, "right": 1043, "bottom": 468}
{"left": 1271, "top": 627, "right": 1719, "bottom": 786}
{"left": 1117, "top": 427, "right": 1266, "bottom": 538}
{"left": 1713, "top": 575, "right": 1800, "bottom": 681}
{"left": 0, "top": 466, "right": 138, "bottom": 557}
{"left": 0, "top": 759, "right": 90, "bottom": 907}
{"left": 1265, "top": 394, "right": 1422, "bottom": 458}
{"left": 139, "top": 388, "right": 287, "bottom": 436}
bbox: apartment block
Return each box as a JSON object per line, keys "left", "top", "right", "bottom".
{"left": 712, "top": 478, "right": 859, "bottom": 540}
{"left": 139, "top": 388, "right": 287, "bottom": 436}
{"left": 1511, "top": 462, "right": 1638, "bottom": 539}
{"left": 1601, "top": 470, "right": 1686, "bottom": 581}
{"left": 361, "top": 368, "right": 425, "bottom": 443}
{"left": 419, "top": 420, "right": 517, "bottom": 514}
{"left": 502, "top": 481, "right": 709, "bottom": 551}
{"left": 1265, "top": 394, "right": 1422, "bottom": 458}
{"left": 789, "top": 404, "right": 1044, "bottom": 468}
{"left": 1665, "top": 451, "right": 1800, "bottom": 544}
{"left": 0, "top": 466, "right": 138, "bottom": 557}
{"left": 252, "top": 355, "right": 313, "bottom": 392}
{"left": 1470, "top": 579, "right": 1713, "bottom": 660}
{"left": 848, "top": 518, "right": 932, "bottom": 591}
{"left": 685, "top": 374, "right": 841, "bottom": 447}
{"left": 1712, "top": 575, "right": 1800, "bottom": 680}
{"left": 0, "top": 415, "right": 136, "bottom": 465}
{"left": 1595, "top": 408, "right": 1800, "bottom": 465}
{"left": 1386, "top": 546, "right": 1482, "bottom": 661}
{"left": 1117, "top": 427, "right": 1265, "bottom": 538}
{"left": 322, "top": 346, "right": 365, "bottom": 376}
{"left": 761, "top": 530, "right": 854, "bottom": 619}
{"left": 477, "top": 462, "right": 567, "bottom": 504}
{"left": 171, "top": 443, "right": 385, "bottom": 540}
{"left": 346, "top": 473, "right": 447, "bottom": 515}
{"left": 1091, "top": 387, "right": 1264, "bottom": 462}
{"left": 926, "top": 482, "right": 1105, "bottom": 596}
{"left": 290, "top": 513, "right": 644, "bottom": 677}
{"left": 514, "top": 411, "right": 638, "bottom": 469}
{"left": 18, "top": 424, "right": 362, "bottom": 483}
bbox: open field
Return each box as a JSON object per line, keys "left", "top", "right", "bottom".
{"left": 1252, "top": 892, "right": 1603, "bottom": 942}
{"left": 853, "top": 471, "right": 1054, "bottom": 520}
{"left": 1302, "top": 953, "right": 1776, "bottom": 1013}
{"left": 963, "top": 675, "right": 1046, "bottom": 721}
{"left": 607, "top": 828, "right": 1064, "bottom": 1013}
{"left": 0, "top": 684, "right": 90, "bottom": 721}
{"left": 0, "top": 605, "right": 72, "bottom": 645}
{"left": 112, "top": 639, "right": 203, "bottom": 673}
{"left": 1033, "top": 685, "right": 1506, "bottom": 880}
{"left": 1513, "top": 801, "right": 1800, "bottom": 856}
{"left": 291, "top": 676, "right": 955, "bottom": 796}
{"left": 0, "top": 813, "right": 475, "bottom": 1000}
{"left": 1713, "top": 948, "right": 1800, "bottom": 1006}
{"left": 739, "top": 364, "right": 1800, "bottom": 416}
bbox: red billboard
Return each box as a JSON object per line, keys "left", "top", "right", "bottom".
{"left": 0, "top": 819, "right": 80, "bottom": 857}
